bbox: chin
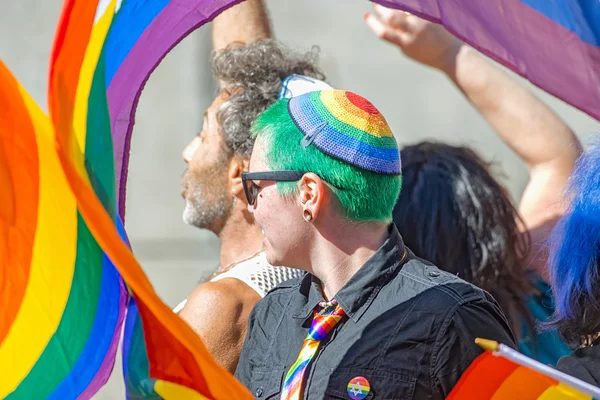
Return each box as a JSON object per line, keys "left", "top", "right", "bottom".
{"left": 264, "top": 253, "right": 275, "bottom": 266}
{"left": 182, "top": 202, "right": 194, "bottom": 225}
{"left": 264, "top": 249, "right": 283, "bottom": 268}
{"left": 182, "top": 202, "right": 204, "bottom": 228}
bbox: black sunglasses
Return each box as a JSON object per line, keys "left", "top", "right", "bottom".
{"left": 241, "top": 170, "right": 305, "bottom": 205}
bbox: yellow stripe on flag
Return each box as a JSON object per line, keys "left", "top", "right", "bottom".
{"left": 155, "top": 380, "right": 211, "bottom": 399}
{"left": 0, "top": 87, "right": 78, "bottom": 398}
{"left": 538, "top": 382, "right": 591, "bottom": 400}
{"left": 71, "top": 0, "right": 115, "bottom": 169}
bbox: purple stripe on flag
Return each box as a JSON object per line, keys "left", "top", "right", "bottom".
{"left": 372, "top": 0, "right": 600, "bottom": 122}
{"left": 107, "top": 0, "right": 244, "bottom": 220}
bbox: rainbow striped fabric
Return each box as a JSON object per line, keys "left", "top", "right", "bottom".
{"left": 0, "top": 0, "right": 254, "bottom": 398}
{"left": 447, "top": 340, "right": 600, "bottom": 399}
{"left": 95, "top": 0, "right": 251, "bottom": 397}
{"left": 103, "top": 0, "right": 245, "bottom": 218}
{"left": 280, "top": 301, "right": 346, "bottom": 400}
{"left": 372, "top": 0, "right": 600, "bottom": 122}
{"left": 0, "top": 60, "right": 126, "bottom": 400}
{"left": 288, "top": 90, "right": 401, "bottom": 175}
{"left": 448, "top": 352, "right": 587, "bottom": 399}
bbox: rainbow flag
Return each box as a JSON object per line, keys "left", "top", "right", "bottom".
{"left": 0, "top": 59, "right": 126, "bottom": 400}
{"left": 0, "top": 1, "right": 129, "bottom": 395}
{"left": 101, "top": 0, "right": 244, "bottom": 218}
{"left": 372, "top": 0, "right": 600, "bottom": 122}
{"left": 49, "top": 0, "right": 251, "bottom": 398}
{"left": 447, "top": 339, "right": 600, "bottom": 399}
{"left": 81, "top": 0, "right": 248, "bottom": 396}
{"left": 0, "top": 0, "right": 253, "bottom": 397}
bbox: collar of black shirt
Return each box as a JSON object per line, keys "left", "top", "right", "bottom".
{"left": 293, "top": 224, "right": 408, "bottom": 324}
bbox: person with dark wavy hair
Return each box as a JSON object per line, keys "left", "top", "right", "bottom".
{"left": 366, "top": 6, "right": 582, "bottom": 365}
{"left": 395, "top": 143, "right": 532, "bottom": 323}
{"left": 550, "top": 144, "right": 600, "bottom": 385}
{"left": 176, "top": 0, "right": 331, "bottom": 373}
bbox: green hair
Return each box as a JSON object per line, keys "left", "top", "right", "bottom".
{"left": 251, "top": 99, "right": 402, "bottom": 222}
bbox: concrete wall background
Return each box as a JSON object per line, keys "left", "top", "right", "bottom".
{"left": 1, "top": 0, "right": 599, "bottom": 398}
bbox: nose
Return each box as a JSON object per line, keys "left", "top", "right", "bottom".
{"left": 182, "top": 137, "right": 200, "bottom": 163}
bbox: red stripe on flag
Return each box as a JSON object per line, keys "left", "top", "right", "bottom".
{"left": 48, "top": 0, "right": 99, "bottom": 147}
{"left": 136, "top": 298, "right": 211, "bottom": 394}
{"left": 447, "top": 352, "right": 519, "bottom": 400}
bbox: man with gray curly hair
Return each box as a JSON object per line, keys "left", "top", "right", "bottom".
{"left": 176, "top": 0, "right": 331, "bottom": 373}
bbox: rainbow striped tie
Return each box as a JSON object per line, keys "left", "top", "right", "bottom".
{"left": 280, "top": 300, "right": 346, "bottom": 400}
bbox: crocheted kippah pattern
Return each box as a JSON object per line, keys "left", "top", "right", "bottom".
{"left": 288, "top": 90, "right": 401, "bottom": 175}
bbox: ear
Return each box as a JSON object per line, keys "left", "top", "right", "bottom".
{"left": 299, "top": 173, "right": 328, "bottom": 221}
{"left": 229, "top": 156, "right": 249, "bottom": 198}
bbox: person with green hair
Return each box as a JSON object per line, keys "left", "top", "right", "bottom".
{"left": 234, "top": 89, "right": 515, "bottom": 400}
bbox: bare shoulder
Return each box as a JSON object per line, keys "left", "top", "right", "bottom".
{"left": 180, "top": 278, "right": 261, "bottom": 323}
{"left": 179, "top": 278, "right": 262, "bottom": 372}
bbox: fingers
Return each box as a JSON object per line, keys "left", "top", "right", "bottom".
{"left": 372, "top": 4, "right": 411, "bottom": 31}
{"left": 365, "top": 12, "right": 404, "bottom": 45}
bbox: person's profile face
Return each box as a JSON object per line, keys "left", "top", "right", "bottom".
{"left": 180, "top": 93, "right": 232, "bottom": 230}
{"left": 247, "top": 139, "right": 307, "bottom": 268}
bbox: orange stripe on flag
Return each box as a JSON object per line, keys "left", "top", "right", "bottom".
{"left": 492, "top": 366, "right": 557, "bottom": 399}
{"left": 447, "top": 352, "right": 519, "bottom": 400}
{"left": 0, "top": 62, "right": 39, "bottom": 345}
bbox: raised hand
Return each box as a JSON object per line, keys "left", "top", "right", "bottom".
{"left": 365, "top": 4, "right": 463, "bottom": 72}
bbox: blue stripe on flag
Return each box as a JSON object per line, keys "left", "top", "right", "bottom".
{"left": 105, "top": 0, "right": 171, "bottom": 85}
{"left": 47, "top": 254, "right": 123, "bottom": 399}
{"left": 520, "top": 0, "right": 600, "bottom": 46}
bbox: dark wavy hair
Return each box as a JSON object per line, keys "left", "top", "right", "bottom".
{"left": 394, "top": 142, "right": 533, "bottom": 336}
{"left": 548, "top": 143, "right": 600, "bottom": 347}
{"left": 211, "top": 39, "right": 326, "bottom": 158}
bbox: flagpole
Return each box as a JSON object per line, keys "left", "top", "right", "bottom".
{"left": 476, "top": 339, "right": 600, "bottom": 399}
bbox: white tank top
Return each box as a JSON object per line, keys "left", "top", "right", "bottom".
{"left": 173, "top": 252, "right": 303, "bottom": 313}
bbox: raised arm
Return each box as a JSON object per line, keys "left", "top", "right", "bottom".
{"left": 366, "top": 6, "right": 582, "bottom": 279}
{"left": 212, "top": 0, "right": 273, "bottom": 50}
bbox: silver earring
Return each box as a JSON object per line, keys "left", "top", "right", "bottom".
{"left": 303, "top": 209, "right": 313, "bottom": 222}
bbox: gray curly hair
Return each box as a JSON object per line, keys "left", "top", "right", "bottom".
{"left": 211, "top": 39, "right": 326, "bottom": 157}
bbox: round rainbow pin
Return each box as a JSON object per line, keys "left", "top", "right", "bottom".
{"left": 347, "top": 376, "right": 370, "bottom": 400}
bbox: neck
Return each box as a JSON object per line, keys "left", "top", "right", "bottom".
{"left": 308, "top": 221, "right": 388, "bottom": 300}
{"left": 217, "top": 204, "right": 264, "bottom": 271}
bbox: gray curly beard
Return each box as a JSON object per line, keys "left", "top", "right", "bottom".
{"left": 182, "top": 189, "right": 228, "bottom": 230}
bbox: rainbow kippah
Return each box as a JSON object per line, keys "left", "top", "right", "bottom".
{"left": 288, "top": 90, "right": 401, "bottom": 175}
